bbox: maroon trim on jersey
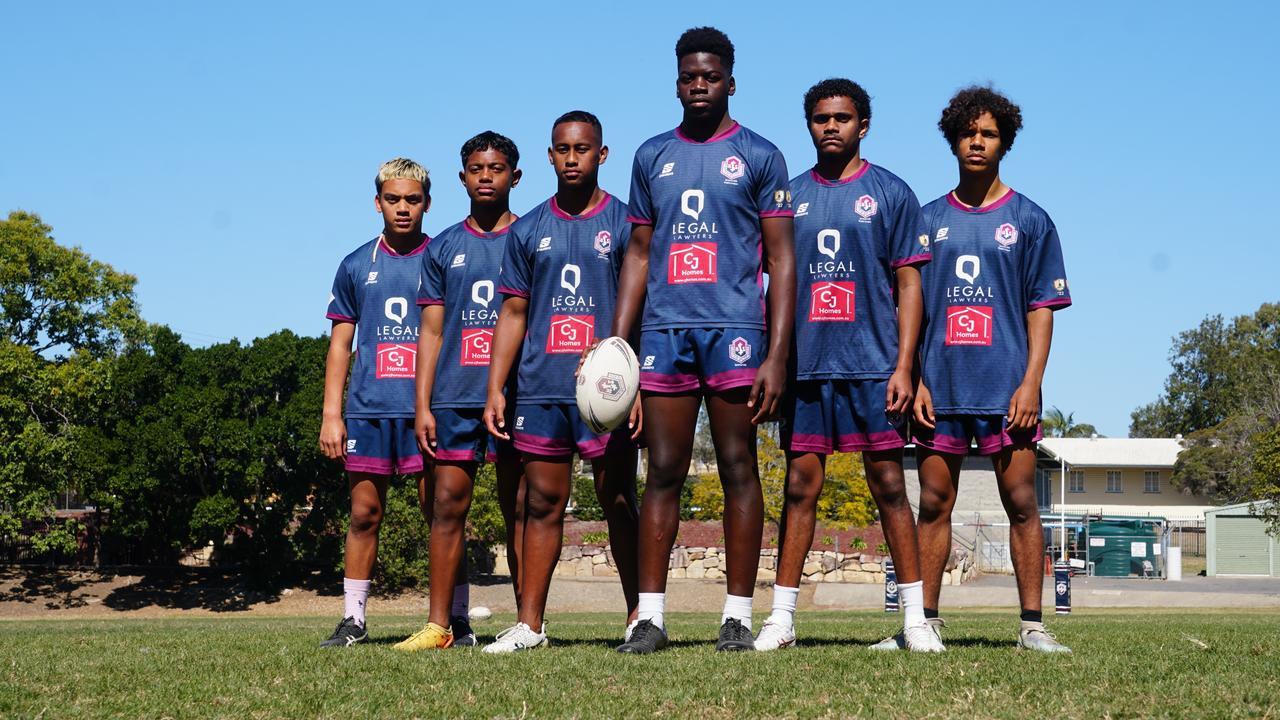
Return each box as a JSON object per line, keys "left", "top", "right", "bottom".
{"left": 1029, "top": 297, "right": 1072, "bottom": 311}
{"left": 325, "top": 312, "right": 356, "bottom": 323}
{"left": 415, "top": 298, "right": 444, "bottom": 307}
{"left": 498, "top": 286, "right": 530, "bottom": 299}
{"left": 758, "top": 209, "right": 795, "bottom": 218}
{"left": 891, "top": 253, "right": 931, "bottom": 269}
{"left": 626, "top": 214, "right": 654, "bottom": 226}
{"left": 638, "top": 371, "right": 701, "bottom": 393}
{"left": 549, "top": 193, "right": 613, "bottom": 221}
{"left": 378, "top": 233, "right": 429, "bottom": 257}
{"left": 946, "top": 188, "right": 1016, "bottom": 213}
{"left": 463, "top": 220, "right": 513, "bottom": 238}
{"left": 703, "top": 368, "right": 757, "bottom": 391}
{"left": 808, "top": 161, "right": 872, "bottom": 187}
{"left": 789, "top": 429, "right": 906, "bottom": 455}
{"left": 674, "top": 121, "right": 742, "bottom": 144}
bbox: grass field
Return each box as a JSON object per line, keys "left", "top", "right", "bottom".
{"left": 2, "top": 610, "right": 1277, "bottom": 719}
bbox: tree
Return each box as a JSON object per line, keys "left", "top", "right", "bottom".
{"left": 0, "top": 211, "right": 145, "bottom": 357}
{"left": 1043, "top": 406, "right": 1100, "bottom": 438}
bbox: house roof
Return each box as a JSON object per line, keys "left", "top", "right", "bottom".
{"left": 1037, "top": 437, "right": 1183, "bottom": 468}
{"left": 1204, "top": 500, "right": 1275, "bottom": 516}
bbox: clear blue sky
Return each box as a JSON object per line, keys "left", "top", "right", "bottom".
{"left": 3, "top": 1, "right": 1277, "bottom": 437}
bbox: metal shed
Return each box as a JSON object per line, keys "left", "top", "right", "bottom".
{"left": 1205, "top": 501, "right": 1278, "bottom": 577}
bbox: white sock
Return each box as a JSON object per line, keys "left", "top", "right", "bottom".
{"left": 451, "top": 583, "right": 470, "bottom": 619}
{"left": 721, "top": 593, "right": 754, "bottom": 630}
{"left": 899, "top": 580, "right": 925, "bottom": 628}
{"left": 637, "top": 592, "right": 665, "bottom": 629}
{"left": 768, "top": 584, "right": 799, "bottom": 627}
{"left": 343, "top": 577, "right": 370, "bottom": 625}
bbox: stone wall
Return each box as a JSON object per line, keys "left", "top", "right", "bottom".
{"left": 488, "top": 545, "right": 977, "bottom": 585}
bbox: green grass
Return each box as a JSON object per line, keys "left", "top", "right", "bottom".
{"left": 2, "top": 611, "right": 1278, "bottom": 719}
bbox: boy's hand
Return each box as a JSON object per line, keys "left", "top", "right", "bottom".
{"left": 483, "top": 392, "right": 510, "bottom": 441}
{"left": 1007, "top": 382, "right": 1041, "bottom": 432}
{"left": 885, "top": 367, "right": 914, "bottom": 418}
{"left": 415, "top": 409, "right": 438, "bottom": 458}
{"left": 319, "top": 415, "right": 346, "bottom": 461}
{"left": 575, "top": 339, "right": 602, "bottom": 377}
{"left": 913, "top": 382, "right": 936, "bottom": 429}
{"left": 628, "top": 395, "right": 644, "bottom": 441}
{"left": 749, "top": 356, "right": 785, "bottom": 425}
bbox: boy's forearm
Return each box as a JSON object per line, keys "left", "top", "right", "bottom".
{"left": 1022, "top": 307, "right": 1054, "bottom": 386}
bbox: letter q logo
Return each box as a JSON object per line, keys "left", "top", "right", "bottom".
{"left": 384, "top": 296, "right": 408, "bottom": 324}
{"left": 680, "top": 189, "right": 704, "bottom": 220}
{"left": 817, "top": 229, "right": 841, "bottom": 260}
{"left": 471, "top": 280, "right": 494, "bottom": 307}
{"left": 560, "top": 264, "right": 581, "bottom": 295}
{"left": 955, "top": 255, "right": 981, "bottom": 285}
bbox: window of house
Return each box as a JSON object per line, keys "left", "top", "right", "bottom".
{"left": 1069, "top": 470, "right": 1085, "bottom": 493}
{"left": 1144, "top": 470, "right": 1161, "bottom": 493}
{"left": 1107, "top": 470, "right": 1123, "bottom": 493}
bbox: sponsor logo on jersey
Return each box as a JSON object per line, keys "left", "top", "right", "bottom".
{"left": 668, "top": 243, "right": 718, "bottom": 284}
{"left": 947, "top": 255, "right": 994, "bottom": 301}
{"left": 680, "top": 189, "right": 704, "bottom": 220}
{"left": 365, "top": 271, "right": 379, "bottom": 285}
{"left": 795, "top": 202, "right": 810, "bottom": 217}
{"left": 559, "top": 264, "right": 581, "bottom": 295}
{"left": 945, "top": 306, "right": 993, "bottom": 346}
{"left": 955, "top": 255, "right": 981, "bottom": 284}
{"left": 808, "top": 229, "right": 856, "bottom": 276}
{"left": 659, "top": 162, "right": 676, "bottom": 178}
{"left": 817, "top": 229, "right": 841, "bottom": 260}
{"left": 673, "top": 189, "right": 718, "bottom": 240}
{"left": 596, "top": 372, "right": 626, "bottom": 401}
{"left": 594, "top": 231, "right": 612, "bottom": 256}
{"left": 728, "top": 336, "right": 752, "bottom": 365}
{"left": 936, "top": 227, "right": 949, "bottom": 242}
{"left": 854, "top": 194, "right": 878, "bottom": 222}
{"left": 384, "top": 297, "right": 408, "bottom": 324}
{"left": 451, "top": 253, "right": 466, "bottom": 268}
{"left": 537, "top": 237, "right": 552, "bottom": 252}
{"left": 642, "top": 355, "right": 655, "bottom": 369}
{"left": 720, "top": 155, "right": 745, "bottom": 183}
{"left": 515, "top": 415, "right": 525, "bottom": 430}
{"left": 375, "top": 342, "right": 416, "bottom": 378}
{"left": 995, "top": 223, "right": 1018, "bottom": 250}
{"left": 460, "top": 328, "right": 493, "bottom": 366}
{"left": 346, "top": 438, "right": 357, "bottom": 452}
{"left": 809, "top": 281, "right": 856, "bottom": 322}
{"left": 547, "top": 314, "right": 594, "bottom": 354}
{"left": 471, "top": 280, "right": 494, "bottom": 307}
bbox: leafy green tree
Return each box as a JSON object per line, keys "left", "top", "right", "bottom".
{"left": 1043, "top": 406, "right": 1100, "bottom": 438}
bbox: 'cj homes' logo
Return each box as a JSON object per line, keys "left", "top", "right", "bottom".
{"left": 595, "top": 373, "right": 626, "bottom": 402}
{"left": 854, "top": 194, "right": 878, "bottom": 222}
{"left": 593, "top": 230, "right": 612, "bottom": 256}
{"left": 808, "top": 281, "right": 856, "bottom": 322}
{"left": 547, "top": 314, "right": 594, "bottom": 354}
{"left": 945, "top": 306, "right": 993, "bottom": 346}
{"left": 460, "top": 329, "right": 493, "bottom": 366}
{"left": 375, "top": 343, "right": 416, "bottom": 379}
{"left": 720, "top": 155, "right": 745, "bottom": 183}
{"left": 995, "top": 223, "right": 1018, "bottom": 249}
{"left": 728, "top": 336, "right": 752, "bottom": 365}
{"left": 667, "top": 243, "right": 717, "bottom": 284}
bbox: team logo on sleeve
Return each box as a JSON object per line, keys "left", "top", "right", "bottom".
{"left": 919, "top": 234, "right": 931, "bottom": 249}
{"left": 460, "top": 328, "right": 493, "bottom": 366}
{"left": 945, "top": 306, "right": 993, "bottom": 346}
{"left": 593, "top": 231, "right": 612, "bottom": 256}
{"left": 547, "top": 315, "right": 595, "bottom": 354}
{"left": 728, "top": 336, "right": 752, "bottom": 365}
{"left": 809, "top": 281, "right": 857, "bottom": 322}
{"left": 995, "top": 223, "right": 1019, "bottom": 249}
{"left": 668, "top": 243, "right": 718, "bottom": 283}
{"left": 854, "top": 195, "right": 878, "bottom": 222}
{"left": 1053, "top": 278, "right": 1067, "bottom": 294}
{"left": 720, "top": 155, "right": 745, "bottom": 183}
{"left": 375, "top": 343, "right": 416, "bottom": 378}
{"left": 773, "top": 190, "right": 785, "bottom": 205}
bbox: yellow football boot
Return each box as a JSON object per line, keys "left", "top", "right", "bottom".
{"left": 393, "top": 622, "right": 454, "bottom": 651}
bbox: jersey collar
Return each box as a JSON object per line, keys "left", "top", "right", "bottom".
{"left": 674, "top": 121, "right": 742, "bottom": 144}
{"left": 375, "top": 233, "right": 428, "bottom": 258}
{"left": 946, "top": 188, "right": 1016, "bottom": 213}
{"left": 809, "top": 161, "right": 871, "bottom": 187}
{"left": 550, "top": 193, "right": 612, "bottom": 221}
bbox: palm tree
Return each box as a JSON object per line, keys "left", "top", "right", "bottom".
{"left": 1044, "top": 406, "right": 1101, "bottom": 438}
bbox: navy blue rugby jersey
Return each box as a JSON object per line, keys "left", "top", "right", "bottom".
{"left": 498, "top": 193, "right": 630, "bottom": 403}
{"left": 416, "top": 220, "right": 510, "bottom": 409}
{"left": 627, "top": 122, "right": 792, "bottom": 331}
{"left": 326, "top": 234, "right": 428, "bottom": 418}
{"left": 918, "top": 190, "right": 1072, "bottom": 414}
{"left": 790, "top": 162, "right": 931, "bottom": 381}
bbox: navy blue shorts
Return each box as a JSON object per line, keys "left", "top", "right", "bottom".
{"left": 344, "top": 418, "right": 424, "bottom": 475}
{"left": 781, "top": 379, "right": 907, "bottom": 455}
{"left": 638, "top": 328, "right": 765, "bottom": 394}
{"left": 912, "top": 414, "right": 1043, "bottom": 456}
{"left": 432, "top": 407, "right": 516, "bottom": 464}
{"left": 512, "top": 402, "right": 636, "bottom": 460}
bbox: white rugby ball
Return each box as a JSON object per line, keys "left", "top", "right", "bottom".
{"left": 575, "top": 336, "right": 640, "bottom": 434}
{"left": 468, "top": 606, "right": 492, "bottom": 621}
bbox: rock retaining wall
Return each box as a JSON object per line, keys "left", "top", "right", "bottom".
{"left": 487, "top": 545, "right": 976, "bottom": 585}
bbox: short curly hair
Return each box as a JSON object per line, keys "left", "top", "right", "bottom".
{"left": 803, "top": 78, "right": 871, "bottom": 124}
{"left": 676, "top": 26, "right": 734, "bottom": 71}
{"left": 938, "top": 86, "right": 1023, "bottom": 156}
{"left": 460, "top": 130, "right": 520, "bottom": 169}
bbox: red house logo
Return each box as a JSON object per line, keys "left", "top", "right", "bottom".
{"left": 945, "top": 306, "right": 993, "bottom": 346}
{"left": 375, "top": 343, "right": 416, "bottom": 379}
{"left": 808, "top": 281, "right": 856, "bottom": 322}
{"left": 460, "top": 328, "right": 493, "bottom": 366}
{"left": 547, "top": 314, "right": 595, "bottom": 354}
{"left": 667, "top": 242, "right": 718, "bottom": 284}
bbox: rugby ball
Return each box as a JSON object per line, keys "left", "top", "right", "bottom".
{"left": 575, "top": 336, "right": 640, "bottom": 434}
{"left": 468, "top": 606, "right": 492, "bottom": 621}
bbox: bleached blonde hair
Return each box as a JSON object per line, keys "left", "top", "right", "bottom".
{"left": 375, "top": 157, "right": 430, "bottom": 196}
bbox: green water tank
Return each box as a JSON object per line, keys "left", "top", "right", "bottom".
{"left": 1087, "top": 520, "right": 1158, "bottom": 577}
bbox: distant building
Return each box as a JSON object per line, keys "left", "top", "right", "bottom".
{"left": 1205, "top": 501, "right": 1278, "bottom": 576}
{"left": 1036, "top": 437, "right": 1213, "bottom": 523}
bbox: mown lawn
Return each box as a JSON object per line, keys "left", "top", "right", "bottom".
{"left": 2, "top": 610, "right": 1277, "bottom": 719}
